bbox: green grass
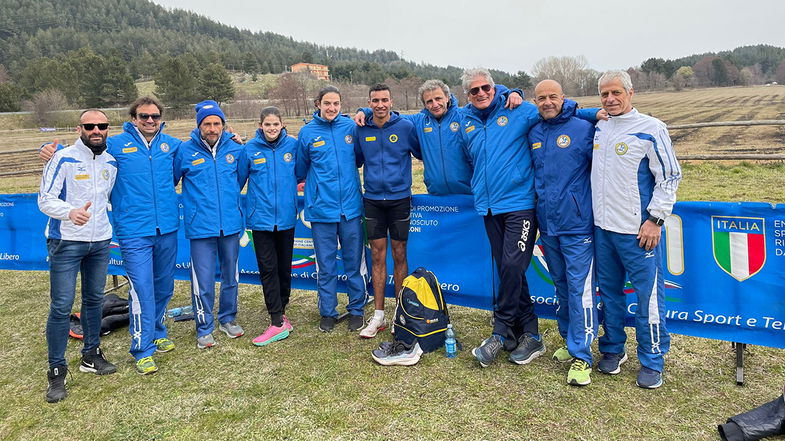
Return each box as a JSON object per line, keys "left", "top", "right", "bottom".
{"left": 2, "top": 151, "right": 785, "bottom": 440}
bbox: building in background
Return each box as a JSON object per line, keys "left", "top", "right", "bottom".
{"left": 291, "top": 63, "right": 330, "bottom": 81}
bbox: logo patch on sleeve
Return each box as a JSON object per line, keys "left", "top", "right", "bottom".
{"left": 254, "top": 158, "right": 266, "bottom": 165}
{"left": 122, "top": 147, "right": 137, "bottom": 153}
{"left": 192, "top": 158, "right": 205, "bottom": 166}
{"left": 423, "top": 127, "right": 433, "bottom": 133}
{"left": 465, "top": 125, "right": 475, "bottom": 133}
{"left": 365, "top": 136, "right": 376, "bottom": 142}
{"left": 531, "top": 142, "right": 542, "bottom": 150}
{"left": 313, "top": 140, "right": 325, "bottom": 147}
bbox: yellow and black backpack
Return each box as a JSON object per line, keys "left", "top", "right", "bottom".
{"left": 393, "top": 267, "right": 451, "bottom": 353}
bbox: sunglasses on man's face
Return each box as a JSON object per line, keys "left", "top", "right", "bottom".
{"left": 469, "top": 84, "right": 492, "bottom": 96}
{"left": 137, "top": 113, "right": 162, "bottom": 121}
{"left": 81, "top": 123, "right": 109, "bottom": 131}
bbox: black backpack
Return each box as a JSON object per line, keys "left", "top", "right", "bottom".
{"left": 392, "top": 267, "right": 450, "bottom": 353}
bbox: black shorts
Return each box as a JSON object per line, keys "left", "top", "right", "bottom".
{"left": 364, "top": 197, "right": 411, "bottom": 241}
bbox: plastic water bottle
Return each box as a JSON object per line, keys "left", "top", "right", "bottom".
{"left": 445, "top": 324, "right": 457, "bottom": 358}
{"left": 166, "top": 305, "right": 192, "bottom": 318}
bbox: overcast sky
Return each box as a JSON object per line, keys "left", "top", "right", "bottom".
{"left": 151, "top": 0, "right": 784, "bottom": 74}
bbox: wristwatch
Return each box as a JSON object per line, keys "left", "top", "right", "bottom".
{"left": 647, "top": 214, "right": 665, "bottom": 226}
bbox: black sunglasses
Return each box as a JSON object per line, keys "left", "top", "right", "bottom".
{"left": 137, "top": 113, "right": 162, "bottom": 121}
{"left": 469, "top": 84, "right": 492, "bottom": 96}
{"left": 81, "top": 123, "right": 109, "bottom": 131}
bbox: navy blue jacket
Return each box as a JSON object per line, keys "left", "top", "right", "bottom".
{"left": 174, "top": 128, "right": 245, "bottom": 239}
{"left": 240, "top": 128, "right": 298, "bottom": 231}
{"left": 295, "top": 111, "right": 363, "bottom": 223}
{"left": 355, "top": 111, "right": 421, "bottom": 200}
{"left": 528, "top": 99, "right": 595, "bottom": 236}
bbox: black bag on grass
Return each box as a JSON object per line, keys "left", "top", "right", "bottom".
{"left": 392, "top": 267, "right": 450, "bottom": 353}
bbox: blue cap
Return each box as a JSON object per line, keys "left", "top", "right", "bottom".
{"left": 195, "top": 100, "right": 225, "bottom": 126}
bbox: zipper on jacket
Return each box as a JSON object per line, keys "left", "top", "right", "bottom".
{"left": 481, "top": 124, "right": 490, "bottom": 213}
{"left": 330, "top": 124, "right": 344, "bottom": 216}
{"left": 90, "top": 153, "right": 98, "bottom": 242}
{"left": 146, "top": 131, "right": 161, "bottom": 232}
{"left": 212, "top": 142, "right": 224, "bottom": 235}
{"left": 437, "top": 121, "right": 451, "bottom": 194}
{"left": 272, "top": 142, "right": 278, "bottom": 228}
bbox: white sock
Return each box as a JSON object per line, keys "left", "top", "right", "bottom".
{"left": 374, "top": 309, "right": 384, "bottom": 320}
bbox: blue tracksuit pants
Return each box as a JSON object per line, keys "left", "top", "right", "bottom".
{"left": 120, "top": 231, "right": 177, "bottom": 360}
{"left": 483, "top": 209, "right": 538, "bottom": 341}
{"left": 540, "top": 232, "right": 598, "bottom": 365}
{"left": 189, "top": 234, "right": 240, "bottom": 337}
{"left": 595, "top": 227, "right": 670, "bottom": 372}
{"left": 311, "top": 216, "right": 367, "bottom": 318}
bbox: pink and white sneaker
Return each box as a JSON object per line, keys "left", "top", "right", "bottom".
{"left": 252, "top": 324, "right": 289, "bottom": 347}
{"left": 282, "top": 315, "right": 294, "bottom": 332}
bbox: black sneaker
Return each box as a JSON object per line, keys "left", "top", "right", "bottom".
{"left": 509, "top": 333, "right": 546, "bottom": 365}
{"left": 597, "top": 352, "right": 628, "bottom": 375}
{"left": 46, "top": 365, "right": 67, "bottom": 403}
{"left": 319, "top": 316, "right": 337, "bottom": 332}
{"left": 348, "top": 314, "right": 364, "bottom": 332}
{"left": 472, "top": 334, "right": 504, "bottom": 368}
{"left": 80, "top": 347, "right": 117, "bottom": 375}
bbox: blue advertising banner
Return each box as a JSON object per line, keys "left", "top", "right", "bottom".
{"left": 2, "top": 193, "right": 784, "bottom": 349}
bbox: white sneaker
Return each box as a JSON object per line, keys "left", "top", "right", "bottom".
{"left": 359, "top": 316, "right": 388, "bottom": 339}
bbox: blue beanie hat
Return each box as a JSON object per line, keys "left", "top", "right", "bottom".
{"left": 195, "top": 100, "right": 225, "bottom": 126}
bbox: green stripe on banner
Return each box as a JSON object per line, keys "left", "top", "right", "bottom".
{"left": 714, "top": 231, "right": 731, "bottom": 273}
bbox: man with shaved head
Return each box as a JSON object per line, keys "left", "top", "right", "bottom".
{"left": 528, "top": 80, "right": 598, "bottom": 386}
{"left": 39, "top": 109, "right": 118, "bottom": 402}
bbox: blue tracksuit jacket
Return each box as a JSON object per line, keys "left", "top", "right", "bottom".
{"left": 355, "top": 111, "right": 421, "bottom": 200}
{"left": 174, "top": 128, "right": 245, "bottom": 239}
{"left": 462, "top": 93, "right": 599, "bottom": 216}
{"left": 240, "top": 128, "right": 298, "bottom": 231}
{"left": 528, "top": 99, "right": 595, "bottom": 236}
{"left": 295, "top": 111, "right": 363, "bottom": 223}
{"left": 106, "top": 122, "right": 181, "bottom": 239}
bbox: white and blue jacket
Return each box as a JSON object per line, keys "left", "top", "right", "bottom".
{"left": 591, "top": 108, "right": 682, "bottom": 234}
{"left": 529, "top": 99, "right": 595, "bottom": 236}
{"left": 38, "top": 139, "right": 117, "bottom": 242}
{"left": 355, "top": 111, "right": 421, "bottom": 200}
{"left": 240, "top": 128, "right": 298, "bottom": 231}
{"left": 106, "top": 122, "right": 181, "bottom": 239}
{"left": 295, "top": 111, "right": 363, "bottom": 223}
{"left": 174, "top": 128, "right": 245, "bottom": 239}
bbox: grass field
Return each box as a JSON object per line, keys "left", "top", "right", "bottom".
{"left": 1, "top": 86, "right": 785, "bottom": 440}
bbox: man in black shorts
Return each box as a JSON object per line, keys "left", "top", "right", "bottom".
{"left": 354, "top": 83, "right": 421, "bottom": 338}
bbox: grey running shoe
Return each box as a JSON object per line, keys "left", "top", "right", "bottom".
{"left": 46, "top": 365, "right": 67, "bottom": 403}
{"left": 472, "top": 334, "right": 504, "bottom": 368}
{"left": 79, "top": 347, "right": 116, "bottom": 375}
{"left": 509, "top": 333, "right": 546, "bottom": 365}
{"left": 597, "top": 352, "right": 628, "bottom": 375}
{"left": 219, "top": 321, "right": 245, "bottom": 338}
{"left": 371, "top": 340, "right": 423, "bottom": 366}
{"left": 197, "top": 333, "right": 217, "bottom": 349}
{"left": 636, "top": 366, "right": 664, "bottom": 389}
{"left": 319, "top": 316, "right": 337, "bottom": 332}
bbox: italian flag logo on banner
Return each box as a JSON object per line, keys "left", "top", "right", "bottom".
{"left": 711, "top": 216, "right": 766, "bottom": 282}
